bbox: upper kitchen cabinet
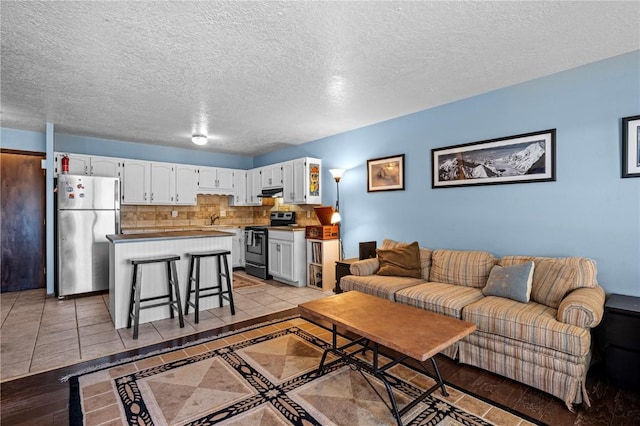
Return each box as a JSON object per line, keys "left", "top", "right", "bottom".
{"left": 90, "top": 156, "right": 122, "bottom": 177}
{"left": 228, "top": 170, "right": 248, "bottom": 206}
{"left": 54, "top": 152, "right": 122, "bottom": 178}
{"left": 247, "top": 169, "right": 263, "bottom": 206}
{"left": 175, "top": 165, "right": 198, "bottom": 205}
{"left": 150, "top": 162, "right": 176, "bottom": 204}
{"left": 122, "top": 160, "right": 151, "bottom": 204}
{"left": 282, "top": 157, "right": 322, "bottom": 205}
{"left": 198, "top": 167, "right": 235, "bottom": 194}
{"left": 260, "top": 164, "right": 283, "bottom": 189}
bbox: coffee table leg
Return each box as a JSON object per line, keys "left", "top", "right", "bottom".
{"left": 318, "top": 324, "right": 338, "bottom": 374}
{"left": 430, "top": 358, "right": 448, "bottom": 397}
{"left": 373, "top": 343, "right": 404, "bottom": 426}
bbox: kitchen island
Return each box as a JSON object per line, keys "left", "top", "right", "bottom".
{"left": 106, "top": 230, "right": 233, "bottom": 329}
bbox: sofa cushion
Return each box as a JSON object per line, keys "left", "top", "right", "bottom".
{"left": 530, "top": 260, "right": 576, "bottom": 308}
{"left": 462, "top": 296, "right": 590, "bottom": 357}
{"left": 376, "top": 241, "right": 422, "bottom": 278}
{"left": 339, "top": 274, "right": 425, "bottom": 301}
{"left": 382, "top": 239, "right": 432, "bottom": 279}
{"left": 429, "top": 249, "right": 496, "bottom": 288}
{"left": 482, "top": 261, "right": 534, "bottom": 303}
{"left": 350, "top": 258, "right": 379, "bottom": 276}
{"left": 396, "top": 282, "right": 484, "bottom": 318}
{"left": 500, "top": 255, "right": 597, "bottom": 289}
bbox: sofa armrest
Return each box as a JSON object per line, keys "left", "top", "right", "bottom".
{"left": 350, "top": 258, "right": 379, "bottom": 276}
{"left": 557, "top": 284, "right": 605, "bottom": 328}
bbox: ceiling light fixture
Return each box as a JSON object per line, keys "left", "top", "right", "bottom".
{"left": 192, "top": 134, "right": 208, "bottom": 145}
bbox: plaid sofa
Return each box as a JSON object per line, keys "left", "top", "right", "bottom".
{"left": 340, "top": 239, "right": 605, "bottom": 411}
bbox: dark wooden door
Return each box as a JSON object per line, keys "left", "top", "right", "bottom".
{"left": 1, "top": 151, "right": 46, "bottom": 292}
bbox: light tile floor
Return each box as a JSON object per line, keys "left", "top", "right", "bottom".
{"left": 0, "top": 277, "right": 330, "bottom": 382}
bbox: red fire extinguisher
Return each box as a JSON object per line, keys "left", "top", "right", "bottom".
{"left": 61, "top": 155, "right": 69, "bottom": 174}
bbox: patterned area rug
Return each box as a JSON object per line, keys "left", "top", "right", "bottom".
{"left": 232, "top": 271, "right": 265, "bottom": 288}
{"left": 69, "top": 318, "right": 542, "bottom": 425}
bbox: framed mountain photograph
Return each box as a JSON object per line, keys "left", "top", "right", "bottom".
{"left": 431, "top": 129, "right": 556, "bottom": 188}
{"left": 622, "top": 115, "right": 640, "bottom": 178}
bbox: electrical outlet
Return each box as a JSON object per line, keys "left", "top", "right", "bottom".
{"left": 263, "top": 210, "right": 266, "bottom": 216}
{"left": 171, "top": 210, "right": 178, "bottom": 218}
{"left": 220, "top": 210, "right": 226, "bottom": 217}
{"left": 306, "top": 211, "right": 311, "bottom": 218}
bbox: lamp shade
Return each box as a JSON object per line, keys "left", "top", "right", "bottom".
{"left": 329, "top": 168, "right": 345, "bottom": 182}
{"left": 192, "top": 135, "right": 208, "bottom": 145}
{"left": 330, "top": 211, "right": 341, "bottom": 224}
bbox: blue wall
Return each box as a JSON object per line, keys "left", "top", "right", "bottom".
{"left": 54, "top": 133, "right": 253, "bottom": 169}
{"left": 257, "top": 51, "right": 640, "bottom": 296}
{"left": 1, "top": 128, "right": 46, "bottom": 152}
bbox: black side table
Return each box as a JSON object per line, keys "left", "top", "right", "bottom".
{"left": 334, "top": 257, "right": 358, "bottom": 294}
{"left": 595, "top": 294, "right": 640, "bottom": 391}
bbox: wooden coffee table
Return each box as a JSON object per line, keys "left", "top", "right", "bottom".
{"left": 298, "top": 291, "right": 476, "bottom": 426}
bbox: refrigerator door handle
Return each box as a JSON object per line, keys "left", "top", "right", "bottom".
{"left": 114, "top": 180, "right": 121, "bottom": 210}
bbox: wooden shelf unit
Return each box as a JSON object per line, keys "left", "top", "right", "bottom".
{"left": 306, "top": 239, "right": 339, "bottom": 291}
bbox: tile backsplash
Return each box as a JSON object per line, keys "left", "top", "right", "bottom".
{"left": 121, "top": 195, "right": 322, "bottom": 231}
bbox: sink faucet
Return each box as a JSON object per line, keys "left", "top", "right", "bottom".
{"left": 211, "top": 215, "right": 220, "bottom": 225}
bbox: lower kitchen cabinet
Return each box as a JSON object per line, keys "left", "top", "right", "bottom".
{"left": 268, "top": 230, "right": 306, "bottom": 286}
{"left": 230, "top": 228, "right": 245, "bottom": 268}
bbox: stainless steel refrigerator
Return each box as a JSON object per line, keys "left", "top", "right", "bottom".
{"left": 57, "top": 174, "right": 120, "bottom": 297}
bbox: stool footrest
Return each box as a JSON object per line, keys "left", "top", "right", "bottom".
{"left": 134, "top": 300, "right": 179, "bottom": 311}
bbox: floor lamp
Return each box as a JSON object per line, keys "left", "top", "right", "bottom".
{"left": 329, "top": 168, "right": 345, "bottom": 260}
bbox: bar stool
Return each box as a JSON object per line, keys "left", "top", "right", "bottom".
{"left": 127, "top": 254, "right": 184, "bottom": 339}
{"left": 185, "top": 250, "right": 235, "bottom": 323}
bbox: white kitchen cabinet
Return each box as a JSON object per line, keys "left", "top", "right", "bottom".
{"left": 260, "top": 164, "right": 283, "bottom": 189}
{"left": 268, "top": 230, "right": 306, "bottom": 286}
{"left": 54, "top": 152, "right": 122, "bottom": 177}
{"left": 175, "top": 165, "right": 197, "bottom": 205}
{"left": 122, "top": 160, "right": 151, "bottom": 204}
{"left": 198, "top": 167, "right": 235, "bottom": 194}
{"left": 247, "top": 169, "right": 263, "bottom": 206}
{"left": 307, "top": 238, "right": 339, "bottom": 291}
{"left": 282, "top": 157, "right": 322, "bottom": 205}
{"left": 150, "top": 162, "right": 175, "bottom": 204}
{"left": 90, "top": 156, "right": 122, "bottom": 178}
{"left": 228, "top": 170, "right": 248, "bottom": 206}
{"left": 230, "top": 228, "right": 245, "bottom": 268}
{"left": 54, "top": 152, "right": 90, "bottom": 176}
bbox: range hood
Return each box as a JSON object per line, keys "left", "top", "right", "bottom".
{"left": 257, "top": 187, "right": 283, "bottom": 198}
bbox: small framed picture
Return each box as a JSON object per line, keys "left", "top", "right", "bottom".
{"left": 431, "top": 129, "right": 556, "bottom": 188}
{"left": 622, "top": 115, "right": 640, "bottom": 178}
{"left": 367, "top": 154, "right": 405, "bottom": 192}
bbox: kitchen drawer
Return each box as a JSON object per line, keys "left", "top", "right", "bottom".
{"left": 269, "top": 230, "right": 295, "bottom": 242}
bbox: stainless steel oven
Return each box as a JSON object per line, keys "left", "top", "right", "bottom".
{"left": 244, "top": 212, "right": 296, "bottom": 279}
{"left": 244, "top": 226, "right": 268, "bottom": 279}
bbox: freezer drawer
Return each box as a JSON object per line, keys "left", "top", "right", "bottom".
{"left": 57, "top": 210, "right": 116, "bottom": 296}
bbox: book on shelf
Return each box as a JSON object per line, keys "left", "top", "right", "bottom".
{"left": 309, "top": 264, "right": 322, "bottom": 288}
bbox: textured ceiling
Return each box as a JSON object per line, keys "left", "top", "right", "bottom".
{"left": 1, "top": 1, "right": 639, "bottom": 156}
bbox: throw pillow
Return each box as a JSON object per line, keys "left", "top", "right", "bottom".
{"left": 482, "top": 261, "right": 534, "bottom": 303}
{"left": 376, "top": 241, "right": 422, "bottom": 278}
{"left": 429, "top": 249, "right": 496, "bottom": 288}
{"left": 531, "top": 260, "right": 577, "bottom": 308}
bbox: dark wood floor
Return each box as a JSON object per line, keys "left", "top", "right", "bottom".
{"left": 1, "top": 307, "right": 639, "bottom": 426}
